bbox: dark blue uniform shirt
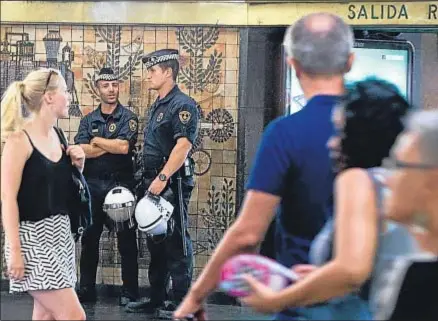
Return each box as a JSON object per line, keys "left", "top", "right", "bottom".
{"left": 74, "top": 103, "right": 138, "bottom": 180}
{"left": 143, "top": 85, "right": 198, "bottom": 169}
{"left": 246, "top": 95, "right": 339, "bottom": 319}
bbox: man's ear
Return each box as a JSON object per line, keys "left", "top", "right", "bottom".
{"left": 345, "top": 52, "right": 355, "bottom": 73}
{"left": 95, "top": 82, "right": 101, "bottom": 94}
{"left": 165, "top": 67, "right": 173, "bottom": 79}
{"left": 289, "top": 58, "right": 302, "bottom": 79}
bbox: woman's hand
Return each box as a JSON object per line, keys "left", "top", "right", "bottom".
{"left": 8, "top": 250, "right": 25, "bottom": 280}
{"left": 67, "top": 145, "right": 85, "bottom": 171}
{"left": 292, "top": 264, "right": 318, "bottom": 280}
{"left": 239, "top": 275, "right": 283, "bottom": 314}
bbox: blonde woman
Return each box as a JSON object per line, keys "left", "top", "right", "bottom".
{"left": 1, "top": 68, "right": 86, "bottom": 320}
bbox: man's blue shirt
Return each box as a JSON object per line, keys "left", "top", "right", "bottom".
{"left": 246, "top": 95, "right": 340, "bottom": 319}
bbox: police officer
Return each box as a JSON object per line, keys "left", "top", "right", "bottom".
{"left": 74, "top": 68, "right": 139, "bottom": 306}
{"left": 125, "top": 49, "right": 199, "bottom": 319}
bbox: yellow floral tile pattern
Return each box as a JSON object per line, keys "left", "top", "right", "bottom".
{"left": 0, "top": 24, "right": 239, "bottom": 285}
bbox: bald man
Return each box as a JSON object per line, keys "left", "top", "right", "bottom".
{"left": 174, "top": 13, "right": 355, "bottom": 320}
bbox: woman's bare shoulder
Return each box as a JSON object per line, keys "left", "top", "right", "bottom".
{"left": 335, "top": 168, "right": 373, "bottom": 188}
{"left": 2, "top": 131, "right": 32, "bottom": 158}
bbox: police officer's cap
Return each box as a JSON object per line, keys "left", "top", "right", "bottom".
{"left": 95, "top": 67, "right": 118, "bottom": 83}
{"left": 142, "top": 49, "right": 179, "bottom": 69}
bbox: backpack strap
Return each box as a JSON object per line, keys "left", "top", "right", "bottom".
{"left": 54, "top": 127, "right": 93, "bottom": 239}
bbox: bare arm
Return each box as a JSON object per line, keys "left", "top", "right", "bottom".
{"left": 79, "top": 144, "right": 107, "bottom": 159}
{"left": 1, "top": 133, "right": 31, "bottom": 252}
{"left": 74, "top": 116, "right": 107, "bottom": 159}
{"left": 91, "top": 137, "right": 129, "bottom": 155}
{"left": 191, "top": 190, "right": 280, "bottom": 299}
{"left": 271, "top": 169, "right": 379, "bottom": 310}
{"left": 160, "top": 137, "right": 192, "bottom": 178}
{"left": 175, "top": 118, "right": 291, "bottom": 319}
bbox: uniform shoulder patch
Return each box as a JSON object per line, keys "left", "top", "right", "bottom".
{"left": 129, "top": 119, "right": 138, "bottom": 132}
{"left": 179, "top": 110, "right": 191, "bottom": 124}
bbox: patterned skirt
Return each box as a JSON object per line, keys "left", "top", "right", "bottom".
{"left": 4, "top": 214, "right": 77, "bottom": 293}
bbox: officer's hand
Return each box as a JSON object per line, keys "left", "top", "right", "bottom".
{"left": 148, "top": 176, "right": 167, "bottom": 195}
{"left": 90, "top": 137, "right": 101, "bottom": 147}
{"left": 67, "top": 145, "right": 85, "bottom": 171}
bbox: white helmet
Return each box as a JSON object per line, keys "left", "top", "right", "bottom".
{"left": 135, "top": 192, "right": 174, "bottom": 236}
{"left": 103, "top": 186, "right": 136, "bottom": 232}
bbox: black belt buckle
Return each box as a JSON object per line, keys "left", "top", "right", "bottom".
{"left": 92, "top": 172, "right": 114, "bottom": 180}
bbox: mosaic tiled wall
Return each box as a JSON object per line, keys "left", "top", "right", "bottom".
{"left": 0, "top": 24, "right": 239, "bottom": 286}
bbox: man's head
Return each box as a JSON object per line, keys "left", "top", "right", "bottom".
{"left": 283, "top": 13, "right": 354, "bottom": 79}
{"left": 386, "top": 110, "right": 438, "bottom": 225}
{"left": 95, "top": 67, "right": 119, "bottom": 105}
{"left": 142, "top": 49, "right": 179, "bottom": 90}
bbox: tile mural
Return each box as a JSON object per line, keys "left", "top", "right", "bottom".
{"left": 0, "top": 24, "right": 239, "bottom": 286}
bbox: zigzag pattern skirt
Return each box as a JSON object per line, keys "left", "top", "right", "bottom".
{"left": 4, "top": 214, "right": 77, "bottom": 293}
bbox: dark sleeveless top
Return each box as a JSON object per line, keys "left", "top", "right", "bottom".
{"left": 374, "top": 253, "right": 437, "bottom": 320}
{"left": 17, "top": 129, "right": 75, "bottom": 222}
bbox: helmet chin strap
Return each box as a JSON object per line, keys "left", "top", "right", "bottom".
{"left": 102, "top": 186, "right": 136, "bottom": 233}
{"left": 135, "top": 191, "right": 175, "bottom": 241}
{"left": 149, "top": 217, "right": 175, "bottom": 244}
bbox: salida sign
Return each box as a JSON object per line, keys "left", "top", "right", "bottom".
{"left": 347, "top": 3, "right": 437, "bottom": 20}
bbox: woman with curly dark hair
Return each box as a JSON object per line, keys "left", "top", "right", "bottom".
{"left": 239, "top": 78, "right": 421, "bottom": 320}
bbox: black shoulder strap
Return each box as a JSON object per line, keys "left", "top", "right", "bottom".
{"left": 54, "top": 127, "right": 82, "bottom": 180}
{"left": 22, "top": 129, "right": 35, "bottom": 148}
{"left": 54, "top": 127, "right": 69, "bottom": 150}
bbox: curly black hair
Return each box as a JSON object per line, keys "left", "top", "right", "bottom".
{"left": 340, "top": 78, "right": 410, "bottom": 170}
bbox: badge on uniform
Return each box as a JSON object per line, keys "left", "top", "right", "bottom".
{"left": 179, "top": 111, "right": 191, "bottom": 124}
{"left": 108, "top": 123, "right": 117, "bottom": 132}
{"left": 129, "top": 119, "right": 138, "bottom": 132}
{"left": 157, "top": 112, "right": 164, "bottom": 122}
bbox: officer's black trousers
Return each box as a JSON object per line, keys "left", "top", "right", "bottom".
{"left": 146, "top": 180, "right": 194, "bottom": 304}
{"left": 79, "top": 178, "right": 139, "bottom": 297}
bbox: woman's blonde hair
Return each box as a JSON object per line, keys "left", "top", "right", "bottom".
{"left": 0, "top": 68, "right": 62, "bottom": 141}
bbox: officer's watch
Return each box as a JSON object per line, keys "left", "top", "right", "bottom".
{"left": 158, "top": 173, "right": 167, "bottom": 182}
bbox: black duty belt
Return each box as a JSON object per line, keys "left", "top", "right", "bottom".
{"left": 143, "top": 168, "right": 161, "bottom": 178}
{"left": 86, "top": 172, "right": 130, "bottom": 181}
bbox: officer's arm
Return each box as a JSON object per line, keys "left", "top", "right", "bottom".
{"left": 90, "top": 138, "right": 129, "bottom": 154}
{"left": 160, "top": 137, "right": 192, "bottom": 178}
{"left": 74, "top": 117, "right": 107, "bottom": 159}
{"left": 160, "top": 103, "right": 198, "bottom": 178}
{"left": 91, "top": 116, "right": 138, "bottom": 155}
{"left": 80, "top": 144, "right": 107, "bottom": 159}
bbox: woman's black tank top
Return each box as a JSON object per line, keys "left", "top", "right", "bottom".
{"left": 17, "top": 129, "right": 74, "bottom": 222}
